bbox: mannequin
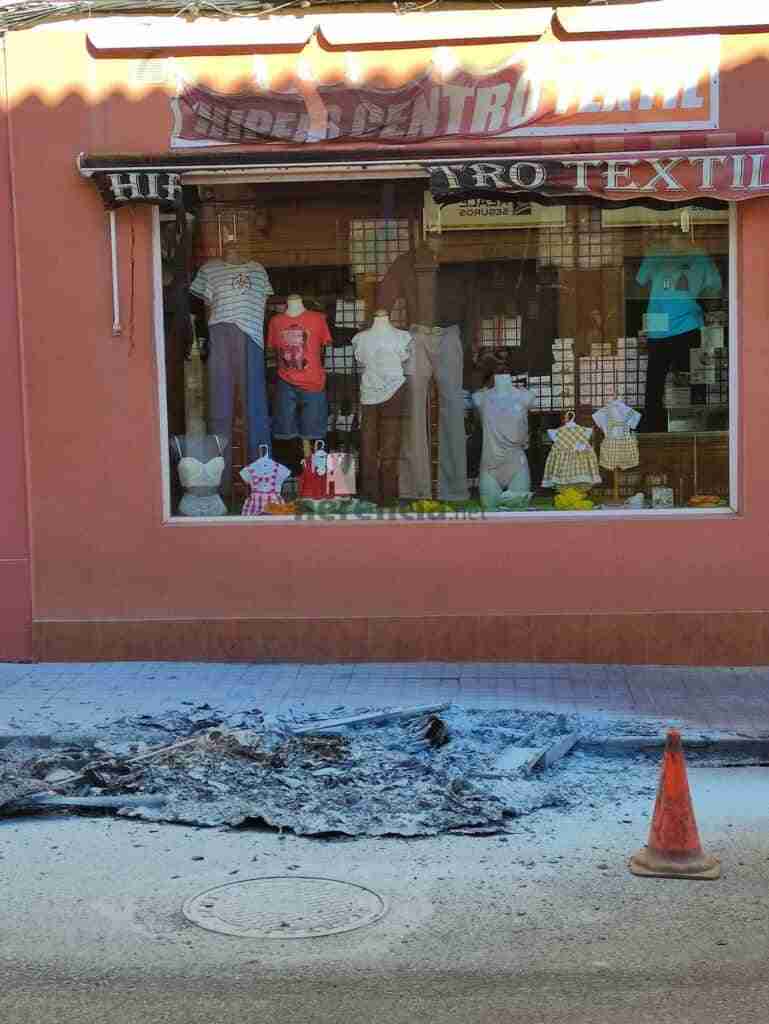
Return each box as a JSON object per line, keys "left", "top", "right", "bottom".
{"left": 352, "top": 309, "right": 412, "bottom": 505}
{"left": 189, "top": 242, "right": 273, "bottom": 497}
{"left": 377, "top": 240, "right": 474, "bottom": 502}
{"left": 472, "top": 374, "right": 535, "bottom": 511}
{"left": 542, "top": 412, "right": 601, "bottom": 489}
{"left": 171, "top": 415, "right": 229, "bottom": 517}
{"left": 267, "top": 293, "right": 332, "bottom": 460}
{"left": 637, "top": 234, "right": 722, "bottom": 431}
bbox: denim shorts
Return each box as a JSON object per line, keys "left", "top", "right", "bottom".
{"left": 273, "top": 378, "right": 328, "bottom": 440}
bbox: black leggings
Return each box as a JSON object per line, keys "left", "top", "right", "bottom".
{"left": 643, "top": 329, "right": 700, "bottom": 432}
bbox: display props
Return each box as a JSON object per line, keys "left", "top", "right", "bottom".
{"left": 172, "top": 433, "right": 228, "bottom": 517}
{"left": 635, "top": 241, "right": 722, "bottom": 432}
{"left": 473, "top": 375, "right": 535, "bottom": 511}
{"left": 542, "top": 413, "right": 601, "bottom": 489}
{"left": 352, "top": 311, "right": 411, "bottom": 505}
{"left": 267, "top": 295, "right": 333, "bottom": 443}
{"left": 298, "top": 441, "right": 330, "bottom": 499}
{"left": 240, "top": 445, "right": 291, "bottom": 516}
{"left": 190, "top": 253, "right": 274, "bottom": 494}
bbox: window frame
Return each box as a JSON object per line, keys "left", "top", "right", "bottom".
{"left": 152, "top": 187, "right": 739, "bottom": 526}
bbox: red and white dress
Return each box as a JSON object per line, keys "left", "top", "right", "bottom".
{"left": 240, "top": 458, "right": 291, "bottom": 515}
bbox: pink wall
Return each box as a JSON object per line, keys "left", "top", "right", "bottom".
{"left": 0, "top": 43, "right": 31, "bottom": 661}
{"left": 4, "top": 28, "right": 769, "bottom": 662}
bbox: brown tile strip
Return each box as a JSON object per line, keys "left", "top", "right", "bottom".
{"left": 32, "top": 612, "right": 769, "bottom": 666}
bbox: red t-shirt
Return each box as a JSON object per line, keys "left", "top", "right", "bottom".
{"left": 267, "top": 311, "right": 332, "bottom": 392}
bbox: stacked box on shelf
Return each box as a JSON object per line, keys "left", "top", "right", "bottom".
{"left": 551, "top": 338, "right": 575, "bottom": 410}
{"left": 618, "top": 337, "right": 647, "bottom": 406}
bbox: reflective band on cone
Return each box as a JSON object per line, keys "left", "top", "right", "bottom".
{"left": 629, "top": 728, "right": 720, "bottom": 881}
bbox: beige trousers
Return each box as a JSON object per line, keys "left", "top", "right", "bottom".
{"left": 399, "top": 324, "right": 469, "bottom": 501}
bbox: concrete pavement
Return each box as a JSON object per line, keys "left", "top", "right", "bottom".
{"left": 0, "top": 660, "right": 767, "bottom": 735}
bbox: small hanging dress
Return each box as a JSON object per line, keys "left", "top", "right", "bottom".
{"left": 241, "top": 460, "right": 291, "bottom": 515}
{"left": 592, "top": 400, "right": 641, "bottom": 471}
{"left": 542, "top": 422, "right": 601, "bottom": 488}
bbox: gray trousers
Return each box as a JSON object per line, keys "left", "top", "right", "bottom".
{"left": 399, "top": 324, "right": 469, "bottom": 501}
{"left": 207, "top": 323, "right": 270, "bottom": 497}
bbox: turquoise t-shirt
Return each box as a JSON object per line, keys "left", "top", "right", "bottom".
{"left": 636, "top": 251, "right": 722, "bottom": 340}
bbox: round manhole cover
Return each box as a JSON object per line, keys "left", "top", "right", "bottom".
{"left": 182, "top": 876, "right": 387, "bottom": 939}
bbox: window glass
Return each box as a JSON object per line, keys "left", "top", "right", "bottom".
{"left": 162, "top": 179, "right": 730, "bottom": 519}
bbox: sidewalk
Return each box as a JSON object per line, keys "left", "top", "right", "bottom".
{"left": 1, "top": 661, "right": 768, "bottom": 737}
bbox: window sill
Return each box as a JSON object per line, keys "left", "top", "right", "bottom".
{"left": 163, "top": 506, "right": 737, "bottom": 525}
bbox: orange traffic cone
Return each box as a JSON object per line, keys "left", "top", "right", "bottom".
{"left": 630, "top": 728, "right": 720, "bottom": 880}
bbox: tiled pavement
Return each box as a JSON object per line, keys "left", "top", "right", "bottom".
{"left": 0, "top": 661, "right": 768, "bottom": 736}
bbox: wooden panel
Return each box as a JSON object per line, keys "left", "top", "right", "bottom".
{"left": 637, "top": 432, "right": 729, "bottom": 504}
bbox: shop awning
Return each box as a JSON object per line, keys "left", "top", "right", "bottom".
{"left": 79, "top": 143, "right": 769, "bottom": 209}
{"left": 428, "top": 148, "right": 769, "bottom": 205}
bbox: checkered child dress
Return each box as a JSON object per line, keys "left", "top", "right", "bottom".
{"left": 542, "top": 423, "right": 601, "bottom": 488}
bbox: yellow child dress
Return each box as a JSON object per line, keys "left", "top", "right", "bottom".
{"left": 592, "top": 399, "right": 641, "bottom": 471}
{"left": 542, "top": 418, "right": 601, "bottom": 488}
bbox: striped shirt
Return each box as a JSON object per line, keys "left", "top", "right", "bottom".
{"left": 190, "top": 260, "right": 273, "bottom": 346}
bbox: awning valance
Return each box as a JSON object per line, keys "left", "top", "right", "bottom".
{"left": 430, "top": 148, "right": 769, "bottom": 205}
{"left": 79, "top": 145, "right": 769, "bottom": 209}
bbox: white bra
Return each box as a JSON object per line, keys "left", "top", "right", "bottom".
{"left": 174, "top": 435, "right": 225, "bottom": 489}
{"left": 178, "top": 456, "right": 225, "bottom": 488}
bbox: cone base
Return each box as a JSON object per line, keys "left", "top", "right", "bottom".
{"left": 629, "top": 847, "right": 721, "bottom": 881}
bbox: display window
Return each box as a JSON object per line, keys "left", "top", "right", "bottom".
{"left": 159, "top": 177, "right": 732, "bottom": 521}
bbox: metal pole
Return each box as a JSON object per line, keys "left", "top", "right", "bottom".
{"left": 109, "top": 209, "right": 122, "bottom": 335}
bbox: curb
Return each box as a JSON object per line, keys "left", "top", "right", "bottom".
{"left": 580, "top": 737, "right": 769, "bottom": 757}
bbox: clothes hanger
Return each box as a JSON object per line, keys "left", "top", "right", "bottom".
{"left": 252, "top": 443, "right": 272, "bottom": 469}
{"left": 312, "top": 439, "right": 328, "bottom": 473}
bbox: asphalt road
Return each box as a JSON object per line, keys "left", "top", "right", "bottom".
{"left": 0, "top": 767, "right": 767, "bottom": 1024}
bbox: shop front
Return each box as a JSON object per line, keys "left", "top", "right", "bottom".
{"left": 4, "top": 3, "right": 769, "bottom": 664}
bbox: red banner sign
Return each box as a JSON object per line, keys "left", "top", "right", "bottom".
{"left": 170, "top": 36, "right": 719, "bottom": 148}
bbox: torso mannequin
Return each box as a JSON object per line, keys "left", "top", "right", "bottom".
{"left": 171, "top": 422, "right": 229, "bottom": 516}
{"left": 352, "top": 310, "right": 412, "bottom": 405}
{"left": 188, "top": 245, "right": 274, "bottom": 493}
{"left": 473, "top": 374, "right": 535, "bottom": 507}
{"left": 353, "top": 309, "right": 411, "bottom": 505}
{"left": 267, "top": 293, "right": 333, "bottom": 454}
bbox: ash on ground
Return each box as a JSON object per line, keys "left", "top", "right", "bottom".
{"left": 0, "top": 705, "right": 706, "bottom": 837}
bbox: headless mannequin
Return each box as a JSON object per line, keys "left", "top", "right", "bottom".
{"left": 474, "top": 374, "right": 533, "bottom": 510}
{"left": 171, "top": 416, "right": 229, "bottom": 516}
{"left": 353, "top": 309, "right": 411, "bottom": 505}
{"left": 269, "top": 292, "right": 333, "bottom": 471}
{"left": 377, "top": 238, "right": 471, "bottom": 502}
{"left": 638, "top": 231, "right": 721, "bottom": 432}
{"left": 286, "top": 294, "right": 311, "bottom": 460}
{"left": 191, "top": 242, "right": 272, "bottom": 497}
